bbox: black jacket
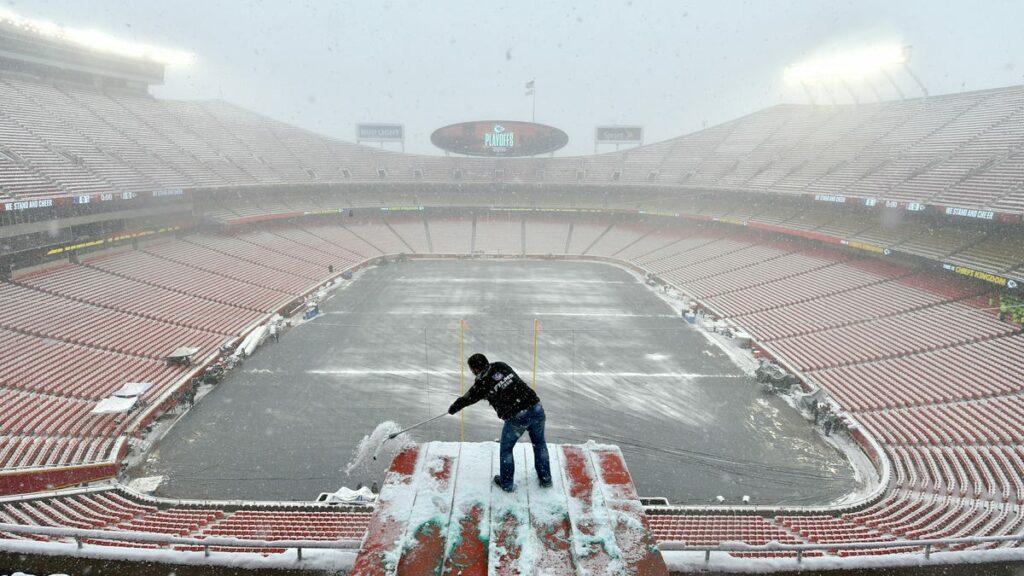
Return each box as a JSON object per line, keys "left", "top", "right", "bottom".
{"left": 448, "top": 361, "right": 540, "bottom": 421}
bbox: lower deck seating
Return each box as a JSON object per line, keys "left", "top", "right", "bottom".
{"left": 1, "top": 213, "right": 1022, "bottom": 559}
{"left": 426, "top": 217, "right": 473, "bottom": 253}
{"left": 0, "top": 231, "right": 344, "bottom": 471}
{"left": 0, "top": 488, "right": 370, "bottom": 554}
{"left": 647, "top": 514, "right": 801, "bottom": 546}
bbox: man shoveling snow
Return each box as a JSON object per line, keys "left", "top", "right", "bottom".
{"left": 448, "top": 353, "right": 552, "bottom": 492}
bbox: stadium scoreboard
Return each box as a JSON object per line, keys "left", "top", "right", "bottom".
{"left": 431, "top": 121, "right": 568, "bottom": 157}
{"left": 595, "top": 126, "right": 643, "bottom": 143}
{"left": 594, "top": 125, "right": 643, "bottom": 152}
{"left": 356, "top": 123, "right": 405, "bottom": 151}
{"left": 357, "top": 124, "right": 404, "bottom": 141}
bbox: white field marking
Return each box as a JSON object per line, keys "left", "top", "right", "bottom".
{"left": 303, "top": 368, "right": 745, "bottom": 379}
{"left": 527, "top": 311, "right": 678, "bottom": 318}
{"left": 323, "top": 309, "right": 476, "bottom": 317}
{"left": 392, "top": 278, "right": 635, "bottom": 284}
{"left": 304, "top": 368, "right": 456, "bottom": 377}
{"left": 324, "top": 310, "right": 676, "bottom": 318}
{"left": 563, "top": 371, "right": 741, "bottom": 380}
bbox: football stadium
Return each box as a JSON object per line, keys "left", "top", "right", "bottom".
{"left": 0, "top": 3, "right": 1023, "bottom": 575}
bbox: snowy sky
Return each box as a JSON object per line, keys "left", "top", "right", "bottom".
{"left": 10, "top": 0, "right": 1024, "bottom": 154}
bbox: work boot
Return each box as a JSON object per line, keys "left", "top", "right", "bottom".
{"left": 539, "top": 478, "right": 553, "bottom": 488}
{"left": 493, "top": 475, "right": 513, "bottom": 493}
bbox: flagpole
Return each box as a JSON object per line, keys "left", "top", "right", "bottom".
{"left": 526, "top": 78, "right": 536, "bottom": 122}
{"left": 532, "top": 82, "right": 536, "bottom": 122}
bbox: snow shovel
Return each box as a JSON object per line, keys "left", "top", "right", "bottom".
{"left": 371, "top": 412, "right": 451, "bottom": 461}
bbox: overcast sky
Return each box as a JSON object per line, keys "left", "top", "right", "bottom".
{"left": 10, "top": 0, "right": 1024, "bottom": 155}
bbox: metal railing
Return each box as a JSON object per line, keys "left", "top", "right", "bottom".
{"left": 658, "top": 532, "right": 1024, "bottom": 564}
{"left": 0, "top": 522, "right": 361, "bottom": 561}
{"left": 4, "top": 520, "right": 1022, "bottom": 566}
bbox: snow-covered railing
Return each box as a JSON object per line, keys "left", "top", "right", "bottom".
{"left": 0, "top": 483, "right": 113, "bottom": 504}
{"left": 659, "top": 532, "right": 1024, "bottom": 564}
{"left": 0, "top": 459, "right": 124, "bottom": 497}
{"left": 0, "top": 522, "right": 361, "bottom": 559}
{"left": 116, "top": 483, "right": 373, "bottom": 512}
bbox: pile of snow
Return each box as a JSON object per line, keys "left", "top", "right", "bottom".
{"left": 325, "top": 486, "right": 376, "bottom": 503}
{"left": 90, "top": 395, "right": 137, "bottom": 414}
{"left": 380, "top": 442, "right": 462, "bottom": 570}
{"left": 344, "top": 421, "right": 416, "bottom": 478}
{"left": 112, "top": 381, "right": 153, "bottom": 397}
{"left": 369, "top": 441, "right": 649, "bottom": 575}
{"left": 126, "top": 476, "right": 164, "bottom": 494}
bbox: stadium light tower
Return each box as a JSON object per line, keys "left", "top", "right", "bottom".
{"left": 784, "top": 43, "right": 925, "bottom": 104}
{"left": 864, "top": 78, "right": 883, "bottom": 102}
{"left": 882, "top": 69, "right": 907, "bottom": 100}
{"left": 0, "top": 7, "right": 195, "bottom": 67}
{"left": 798, "top": 81, "right": 818, "bottom": 106}
{"left": 900, "top": 45, "right": 929, "bottom": 98}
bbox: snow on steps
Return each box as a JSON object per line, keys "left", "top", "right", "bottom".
{"left": 351, "top": 441, "right": 669, "bottom": 576}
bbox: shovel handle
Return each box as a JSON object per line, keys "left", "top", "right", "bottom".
{"left": 388, "top": 412, "right": 449, "bottom": 439}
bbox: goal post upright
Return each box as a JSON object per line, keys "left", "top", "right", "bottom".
{"left": 459, "top": 319, "right": 465, "bottom": 442}
{"left": 532, "top": 319, "right": 539, "bottom": 390}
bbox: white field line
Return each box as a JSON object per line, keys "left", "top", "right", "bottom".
{"left": 325, "top": 311, "right": 678, "bottom": 318}
{"left": 299, "top": 368, "right": 745, "bottom": 379}
{"left": 391, "top": 278, "right": 635, "bottom": 284}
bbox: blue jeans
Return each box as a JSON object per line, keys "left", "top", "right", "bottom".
{"left": 498, "top": 403, "right": 551, "bottom": 488}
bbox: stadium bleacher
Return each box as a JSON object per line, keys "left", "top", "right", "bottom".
{"left": 0, "top": 73, "right": 1020, "bottom": 216}
{"left": 2, "top": 69, "right": 1024, "bottom": 563}
{"left": 2, "top": 213, "right": 1022, "bottom": 559}
{"left": 0, "top": 486, "right": 370, "bottom": 553}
